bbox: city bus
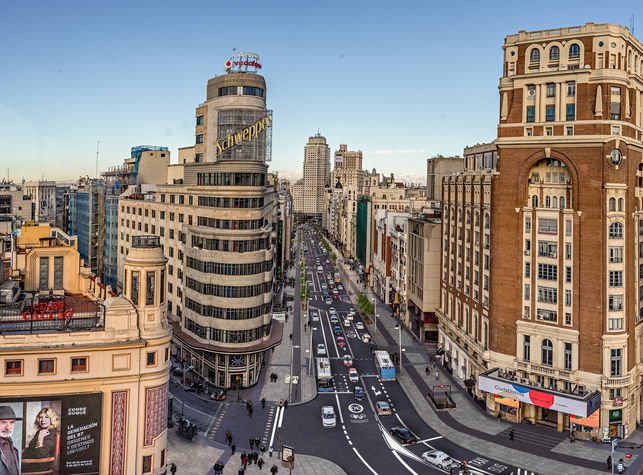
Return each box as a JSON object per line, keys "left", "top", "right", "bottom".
{"left": 316, "top": 357, "right": 335, "bottom": 392}
{"left": 374, "top": 350, "right": 396, "bottom": 381}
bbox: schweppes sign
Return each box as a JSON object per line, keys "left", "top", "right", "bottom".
{"left": 216, "top": 115, "right": 272, "bottom": 156}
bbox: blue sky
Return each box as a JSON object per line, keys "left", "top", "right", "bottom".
{"left": 1, "top": 1, "right": 642, "bottom": 182}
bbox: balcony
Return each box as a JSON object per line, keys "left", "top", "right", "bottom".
{"left": 601, "top": 375, "right": 631, "bottom": 388}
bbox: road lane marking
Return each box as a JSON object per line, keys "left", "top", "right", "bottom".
{"left": 392, "top": 451, "right": 421, "bottom": 475}
{"left": 277, "top": 405, "right": 285, "bottom": 428}
{"left": 351, "top": 447, "right": 379, "bottom": 475}
{"left": 419, "top": 436, "right": 443, "bottom": 442}
{"left": 334, "top": 393, "right": 345, "bottom": 424}
{"left": 268, "top": 406, "right": 283, "bottom": 449}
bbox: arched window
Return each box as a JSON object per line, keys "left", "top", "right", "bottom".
{"left": 559, "top": 196, "right": 566, "bottom": 209}
{"left": 532, "top": 195, "right": 539, "bottom": 208}
{"left": 609, "top": 222, "right": 623, "bottom": 239}
{"left": 552, "top": 196, "right": 558, "bottom": 208}
{"left": 484, "top": 213, "right": 490, "bottom": 229}
{"left": 618, "top": 198, "right": 624, "bottom": 212}
{"left": 549, "top": 46, "right": 560, "bottom": 61}
{"left": 569, "top": 44, "right": 581, "bottom": 59}
{"left": 542, "top": 339, "right": 553, "bottom": 366}
{"left": 609, "top": 198, "right": 616, "bottom": 211}
{"left": 530, "top": 49, "right": 540, "bottom": 63}
{"left": 545, "top": 196, "right": 551, "bottom": 208}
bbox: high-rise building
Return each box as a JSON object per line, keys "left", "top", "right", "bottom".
{"left": 473, "top": 23, "right": 643, "bottom": 439}
{"left": 24, "top": 180, "right": 57, "bottom": 225}
{"left": 118, "top": 57, "right": 282, "bottom": 389}
{"left": 303, "top": 133, "right": 330, "bottom": 217}
{"left": 426, "top": 156, "right": 464, "bottom": 201}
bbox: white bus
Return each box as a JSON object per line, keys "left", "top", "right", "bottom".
{"left": 374, "top": 350, "right": 396, "bottom": 381}
{"left": 316, "top": 357, "right": 335, "bottom": 392}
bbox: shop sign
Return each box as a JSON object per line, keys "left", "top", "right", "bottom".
{"left": 22, "top": 300, "right": 73, "bottom": 321}
{"left": 570, "top": 411, "right": 600, "bottom": 428}
{"left": 478, "top": 372, "right": 601, "bottom": 418}
{"left": 494, "top": 394, "right": 519, "bottom": 408}
{"left": 609, "top": 408, "right": 622, "bottom": 423}
{"left": 216, "top": 115, "right": 272, "bottom": 156}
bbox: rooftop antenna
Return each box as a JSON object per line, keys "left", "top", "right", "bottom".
{"left": 631, "top": 13, "right": 635, "bottom": 35}
{"left": 96, "top": 141, "right": 100, "bottom": 179}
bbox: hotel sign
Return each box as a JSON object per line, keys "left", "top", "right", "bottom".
{"left": 216, "top": 115, "right": 273, "bottom": 156}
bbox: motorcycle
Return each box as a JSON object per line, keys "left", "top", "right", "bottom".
{"left": 211, "top": 390, "right": 227, "bottom": 401}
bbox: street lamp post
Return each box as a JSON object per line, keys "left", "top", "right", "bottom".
{"left": 289, "top": 345, "right": 300, "bottom": 401}
{"left": 395, "top": 324, "right": 403, "bottom": 370}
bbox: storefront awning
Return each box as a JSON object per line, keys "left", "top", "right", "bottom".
{"left": 478, "top": 368, "right": 601, "bottom": 418}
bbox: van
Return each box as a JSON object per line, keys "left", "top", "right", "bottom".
{"left": 0, "top": 280, "right": 20, "bottom": 305}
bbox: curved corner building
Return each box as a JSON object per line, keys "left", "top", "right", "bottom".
{"left": 119, "top": 60, "right": 281, "bottom": 389}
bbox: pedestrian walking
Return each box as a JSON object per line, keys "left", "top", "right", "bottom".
{"left": 304, "top": 323, "right": 307, "bottom": 332}
{"left": 255, "top": 436, "right": 261, "bottom": 447}
{"left": 231, "top": 444, "right": 236, "bottom": 455}
{"left": 289, "top": 333, "right": 292, "bottom": 340}
{"left": 170, "top": 462, "right": 177, "bottom": 475}
{"left": 253, "top": 451, "right": 259, "bottom": 464}
{"left": 238, "top": 467, "right": 245, "bottom": 475}
{"left": 569, "top": 430, "right": 575, "bottom": 443}
{"left": 242, "top": 453, "right": 249, "bottom": 468}
{"left": 435, "top": 371, "right": 440, "bottom": 381}
{"left": 497, "top": 412, "right": 501, "bottom": 423}
{"left": 283, "top": 399, "right": 288, "bottom": 410}
{"left": 249, "top": 437, "right": 255, "bottom": 449}
{"left": 261, "top": 397, "right": 266, "bottom": 409}
{"left": 226, "top": 430, "right": 233, "bottom": 445}
{"left": 249, "top": 406, "right": 254, "bottom": 417}
{"left": 269, "top": 446, "right": 274, "bottom": 457}
{"left": 270, "top": 465, "right": 278, "bottom": 475}
{"left": 258, "top": 458, "right": 264, "bottom": 470}
{"left": 425, "top": 366, "right": 430, "bottom": 377}
{"left": 607, "top": 455, "right": 612, "bottom": 470}
{"left": 508, "top": 429, "right": 514, "bottom": 441}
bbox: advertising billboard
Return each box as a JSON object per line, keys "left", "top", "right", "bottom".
{"left": 0, "top": 393, "right": 102, "bottom": 474}
{"left": 478, "top": 373, "right": 600, "bottom": 418}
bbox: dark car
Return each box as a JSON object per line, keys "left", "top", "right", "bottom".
{"left": 390, "top": 426, "right": 417, "bottom": 444}
{"left": 333, "top": 325, "right": 343, "bottom": 335}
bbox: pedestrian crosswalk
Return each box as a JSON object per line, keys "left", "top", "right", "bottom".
{"left": 205, "top": 403, "right": 229, "bottom": 441}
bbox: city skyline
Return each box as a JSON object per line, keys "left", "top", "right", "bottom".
{"left": 1, "top": 1, "right": 642, "bottom": 182}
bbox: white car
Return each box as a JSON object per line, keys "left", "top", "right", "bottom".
{"left": 321, "top": 406, "right": 336, "bottom": 428}
{"left": 421, "top": 450, "right": 456, "bottom": 470}
{"left": 348, "top": 368, "right": 359, "bottom": 383}
{"left": 317, "top": 343, "right": 327, "bottom": 356}
{"left": 325, "top": 298, "right": 332, "bottom": 305}
{"left": 330, "top": 315, "right": 339, "bottom": 325}
{"left": 355, "top": 322, "right": 365, "bottom": 330}
{"left": 343, "top": 318, "right": 351, "bottom": 327}
{"left": 321, "top": 283, "right": 327, "bottom": 289}
{"left": 329, "top": 307, "right": 337, "bottom": 315}
{"left": 311, "top": 312, "right": 320, "bottom": 322}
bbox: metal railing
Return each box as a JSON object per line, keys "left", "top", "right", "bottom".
{"left": 132, "top": 235, "right": 161, "bottom": 248}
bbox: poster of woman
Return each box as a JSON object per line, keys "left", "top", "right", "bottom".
{"left": 21, "top": 402, "right": 61, "bottom": 475}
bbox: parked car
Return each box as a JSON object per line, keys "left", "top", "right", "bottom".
{"left": 343, "top": 355, "right": 353, "bottom": 367}
{"left": 317, "top": 343, "right": 327, "bottom": 356}
{"left": 321, "top": 406, "right": 336, "bottom": 428}
{"left": 348, "top": 368, "right": 359, "bottom": 382}
{"left": 421, "top": 450, "right": 457, "bottom": 470}
{"left": 353, "top": 386, "right": 365, "bottom": 401}
{"left": 389, "top": 427, "right": 417, "bottom": 444}
{"left": 376, "top": 401, "right": 391, "bottom": 416}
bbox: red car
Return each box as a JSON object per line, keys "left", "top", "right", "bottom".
{"left": 336, "top": 337, "right": 346, "bottom": 348}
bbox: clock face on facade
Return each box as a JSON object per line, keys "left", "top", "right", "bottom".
{"left": 609, "top": 149, "right": 623, "bottom": 167}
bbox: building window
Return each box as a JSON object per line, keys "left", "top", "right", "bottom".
{"left": 609, "top": 318, "right": 624, "bottom": 330}
{"left": 196, "top": 115, "right": 204, "bottom": 126}
{"left": 131, "top": 271, "right": 140, "bottom": 305}
{"left": 160, "top": 449, "right": 166, "bottom": 469}
{"left": 142, "top": 455, "right": 152, "bottom": 474}
{"left": 565, "top": 126, "right": 574, "bottom": 136}
{"left": 146, "top": 352, "right": 157, "bottom": 367}
{"left": 609, "top": 222, "right": 623, "bottom": 239}
{"left": 523, "top": 305, "right": 530, "bottom": 319}
{"left": 526, "top": 106, "right": 535, "bottom": 123}
{"left": 564, "top": 343, "right": 572, "bottom": 371}
{"left": 564, "top": 313, "right": 572, "bottom": 325}
{"left": 525, "top": 262, "right": 531, "bottom": 278}
{"left": 566, "top": 81, "right": 576, "bottom": 96}
{"left": 610, "top": 349, "right": 622, "bottom": 376}
{"left": 524, "top": 284, "right": 530, "bottom": 300}
{"left": 612, "top": 125, "right": 621, "bottom": 136}
{"left": 525, "top": 127, "right": 534, "bottom": 136}
{"left": 38, "top": 359, "right": 55, "bottom": 375}
{"left": 569, "top": 44, "right": 580, "bottom": 59}
{"left": 523, "top": 335, "right": 531, "bottom": 361}
{"left": 565, "top": 266, "right": 572, "bottom": 283}
{"left": 545, "top": 126, "right": 553, "bottom": 136}
{"left": 71, "top": 357, "right": 88, "bottom": 372}
{"left": 537, "top": 286, "right": 557, "bottom": 304}
{"left": 39, "top": 256, "right": 49, "bottom": 291}
{"left": 545, "top": 105, "right": 556, "bottom": 122}
{"left": 537, "top": 309, "right": 557, "bottom": 322}
{"left": 53, "top": 256, "right": 64, "bottom": 290}
{"left": 609, "top": 271, "right": 623, "bottom": 288}
{"left": 566, "top": 104, "right": 575, "bottom": 121}
{"left": 565, "top": 289, "right": 572, "bottom": 306}
{"left": 610, "top": 389, "right": 622, "bottom": 400}
{"left": 5, "top": 360, "right": 22, "bottom": 376}
{"left": 546, "top": 83, "right": 556, "bottom": 97}
{"left": 195, "top": 153, "right": 203, "bottom": 163}
{"left": 196, "top": 134, "right": 204, "bottom": 144}
{"left": 549, "top": 47, "right": 560, "bottom": 61}
{"left": 609, "top": 294, "right": 624, "bottom": 311}
{"left": 160, "top": 270, "right": 166, "bottom": 303}
{"left": 538, "top": 218, "right": 557, "bottom": 235}
{"left": 537, "top": 264, "right": 557, "bottom": 280}
{"left": 609, "top": 246, "right": 623, "bottom": 263}
{"left": 541, "top": 339, "right": 553, "bottom": 366}
{"left": 530, "top": 49, "right": 540, "bottom": 63}
{"left": 164, "top": 348, "right": 169, "bottom": 362}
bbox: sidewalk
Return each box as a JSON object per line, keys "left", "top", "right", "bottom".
{"left": 324, "top": 237, "right": 636, "bottom": 475}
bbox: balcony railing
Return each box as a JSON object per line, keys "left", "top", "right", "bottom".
{"left": 601, "top": 375, "right": 631, "bottom": 388}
